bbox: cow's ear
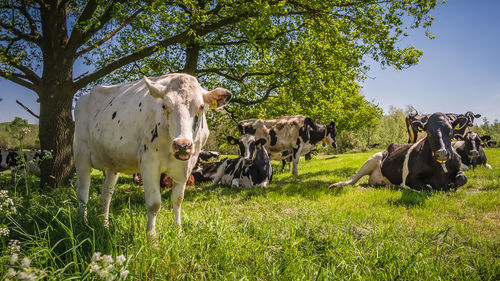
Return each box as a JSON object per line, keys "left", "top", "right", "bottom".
{"left": 256, "top": 139, "right": 267, "bottom": 147}
{"left": 412, "top": 120, "right": 425, "bottom": 132}
{"left": 480, "top": 135, "right": 491, "bottom": 142}
{"left": 203, "top": 88, "right": 232, "bottom": 109}
{"left": 227, "top": 136, "right": 239, "bottom": 145}
{"left": 474, "top": 114, "right": 481, "bottom": 118}
{"left": 144, "top": 76, "right": 166, "bottom": 99}
{"left": 452, "top": 116, "right": 468, "bottom": 131}
{"left": 329, "top": 121, "right": 335, "bottom": 128}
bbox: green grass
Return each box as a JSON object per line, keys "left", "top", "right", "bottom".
{"left": 1, "top": 149, "right": 499, "bottom": 280}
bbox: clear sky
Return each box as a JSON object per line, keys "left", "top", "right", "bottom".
{"left": 1, "top": 0, "right": 499, "bottom": 125}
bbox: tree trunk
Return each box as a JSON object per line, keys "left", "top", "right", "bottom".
{"left": 183, "top": 42, "right": 200, "bottom": 75}
{"left": 38, "top": 83, "right": 75, "bottom": 188}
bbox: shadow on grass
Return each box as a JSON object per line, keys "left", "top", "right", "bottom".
{"left": 388, "top": 188, "right": 431, "bottom": 208}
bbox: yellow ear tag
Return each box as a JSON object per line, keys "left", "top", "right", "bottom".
{"left": 209, "top": 100, "right": 218, "bottom": 109}
{"left": 454, "top": 124, "right": 462, "bottom": 130}
{"left": 322, "top": 136, "right": 327, "bottom": 147}
{"left": 417, "top": 127, "right": 423, "bottom": 132}
{"left": 258, "top": 143, "right": 262, "bottom": 148}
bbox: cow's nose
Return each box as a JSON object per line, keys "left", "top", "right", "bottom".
{"left": 0, "top": 163, "right": 7, "bottom": 169}
{"left": 470, "top": 150, "right": 479, "bottom": 157}
{"left": 435, "top": 149, "right": 449, "bottom": 161}
{"left": 172, "top": 139, "right": 193, "bottom": 153}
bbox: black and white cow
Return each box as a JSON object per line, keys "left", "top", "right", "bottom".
{"left": 330, "top": 113, "right": 469, "bottom": 191}
{"left": 406, "top": 107, "right": 481, "bottom": 143}
{"left": 191, "top": 161, "right": 224, "bottom": 183}
{"left": 0, "top": 148, "right": 10, "bottom": 171}
{"left": 211, "top": 135, "right": 272, "bottom": 188}
{"left": 238, "top": 115, "right": 336, "bottom": 175}
{"left": 198, "top": 150, "right": 221, "bottom": 162}
{"left": 1, "top": 150, "right": 42, "bottom": 183}
{"left": 74, "top": 73, "right": 231, "bottom": 236}
{"left": 452, "top": 132, "right": 492, "bottom": 170}
{"left": 477, "top": 135, "right": 497, "bottom": 148}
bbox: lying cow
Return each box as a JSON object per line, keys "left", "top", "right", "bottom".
{"left": 330, "top": 113, "right": 468, "bottom": 191}
{"left": 406, "top": 107, "right": 481, "bottom": 143}
{"left": 198, "top": 150, "right": 221, "bottom": 162}
{"left": 238, "top": 115, "right": 336, "bottom": 175}
{"left": 74, "top": 73, "right": 231, "bottom": 236}
{"left": 132, "top": 172, "right": 195, "bottom": 188}
{"left": 211, "top": 135, "right": 272, "bottom": 188}
{"left": 0, "top": 148, "right": 10, "bottom": 171}
{"left": 191, "top": 161, "right": 224, "bottom": 183}
{"left": 477, "top": 135, "right": 497, "bottom": 148}
{"left": 452, "top": 132, "right": 492, "bottom": 170}
{"left": 2, "top": 150, "right": 42, "bottom": 183}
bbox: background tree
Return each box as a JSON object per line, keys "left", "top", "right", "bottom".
{"left": 0, "top": 0, "right": 441, "bottom": 188}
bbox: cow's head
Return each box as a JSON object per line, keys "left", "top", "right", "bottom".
{"left": 324, "top": 121, "right": 337, "bottom": 148}
{"left": 228, "top": 135, "right": 267, "bottom": 167}
{"left": 455, "top": 132, "right": 488, "bottom": 160}
{"left": 464, "top": 111, "right": 481, "bottom": 127}
{"left": 412, "top": 112, "right": 468, "bottom": 171}
{"left": 144, "top": 75, "right": 231, "bottom": 161}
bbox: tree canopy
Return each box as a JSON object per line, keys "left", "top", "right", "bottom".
{"left": 0, "top": 0, "right": 442, "bottom": 187}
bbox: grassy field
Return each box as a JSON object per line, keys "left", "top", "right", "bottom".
{"left": 1, "top": 149, "right": 499, "bottom": 280}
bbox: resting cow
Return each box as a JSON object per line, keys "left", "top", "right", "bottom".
{"left": 198, "top": 150, "right": 221, "bottom": 162}
{"left": 330, "top": 113, "right": 468, "bottom": 191}
{"left": 406, "top": 107, "right": 480, "bottom": 143}
{"left": 1, "top": 150, "right": 42, "bottom": 183}
{"left": 0, "top": 148, "right": 10, "bottom": 171}
{"left": 453, "top": 132, "right": 492, "bottom": 170}
{"left": 238, "top": 115, "right": 336, "bottom": 175}
{"left": 211, "top": 135, "right": 272, "bottom": 188}
{"left": 74, "top": 73, "right": 231, "bottom": 236}
{"left": 191, "top": 161, "right": 224, "bottom": 183}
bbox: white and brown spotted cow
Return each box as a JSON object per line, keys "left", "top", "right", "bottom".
{"left": 238, "top": 115, "right": 336, "bottom": 175}
{"left": 74, "top": 73, "right": 231, "bottom": 236}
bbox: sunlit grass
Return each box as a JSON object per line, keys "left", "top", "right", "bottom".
{"left": 1, "top": 149, "right": 499, "bottom": 280}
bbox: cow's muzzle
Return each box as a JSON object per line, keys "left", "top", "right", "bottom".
{"left": 173, "top": 139, "right": 193, "bottom": 161}
{"left": 468, "top": 150, "right": 479, "bottom": 158}
{"left": 0, "top": 163, "right": 7, "bottom": 169}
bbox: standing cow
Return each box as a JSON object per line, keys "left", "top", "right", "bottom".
{"left": 74, "top": 73, "right": 231, "bottom": 236}
{"left": 405, "top": 107, "right": 481, "bottom": 143}
{"left": 330, "top": 113, "right": 468, "bottom": 191}
{"left": 238, "top": 116, "right": 336, "bottom": 175}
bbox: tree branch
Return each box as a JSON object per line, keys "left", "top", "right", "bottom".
{"left": 0, "top": 20, "right": 39, "bottom": 43}
{"left": 231, "top": 84, "right": 278, "bottom": 105}
{"left": 16, "top": 99, "right": 39, "bottom": 118}
{"left": 0, "top": 52, "right": 41, "bottom": 83}
{"left": 0, "top": 70, "right": 37, "bottom": 91}
{"left": 76, "top": 7, "right": 144, "bottom": 57}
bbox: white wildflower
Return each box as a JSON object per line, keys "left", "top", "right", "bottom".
{"left": 102, "top": 254, "right": 113, "bottom": 264}
{"left": 90, "top": 263, "right": 100, "bottom": 273}
{"left": 106, "top": 264, "right": 114, "bottom": 272}
{"left": 120, "top": 269, "right": 129, "bottom": 279}
{"left": 91, "top": 252, "right": 102, "bottom": 262}
{"left": 21, "top": 257, "right": 31, "bottom": 268}
{"left": 10, "top": 253, "right": 18, "bottom": 265}
{"left": 98, "top": 268, "right": 108, "bottom": 278}
{"left": 116, "top": 254, "right": 126, "bottom": 265}
{"left": 8, "top": 240, "right": 21, "bottom": 253}
{"left": 0, "top": 227, "right": 9, "bottom": 236}
{"left": 17, "top": 272, "right": 28, "bottom": 280}
{"left": 7, "top": 268, "right": 16, "bottom": 277}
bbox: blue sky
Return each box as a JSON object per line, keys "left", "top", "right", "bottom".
{"left": 1, "top": 0, "right": 499, "bottom": 125}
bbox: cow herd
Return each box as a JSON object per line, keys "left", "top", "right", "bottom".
{"left": 1, "top": 73, "right": 495, "bottom": 236}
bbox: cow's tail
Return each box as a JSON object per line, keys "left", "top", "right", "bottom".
{"left": 329, "top": 152, "right": 383, "bottom": 188}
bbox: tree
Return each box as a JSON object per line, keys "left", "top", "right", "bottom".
{"left": 1, "top": 0, "right": 441, "bottom": 188}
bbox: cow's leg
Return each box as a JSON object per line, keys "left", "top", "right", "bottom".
{"left": 75, "top": 150, "right": 92, "bottom": 223}
{"left": 210, "top": 161, "right": 227, "bottom": 187}
{"left": 171, "top": 181, "right": 186, "bottom": 230}
{"left": 280, "top": 159, "right": 286, "bottom": 172}
{"left": 292, "top": 143, "right": 303, "bottom": 175}
{"left": 140, "top": 167, "right": 162, "bottom": 237}
{"left": 329, "top": 152, "right": 383, "bottom": 188}
{"left": 101, "top": 170, "right": 120, "bottom": 228}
